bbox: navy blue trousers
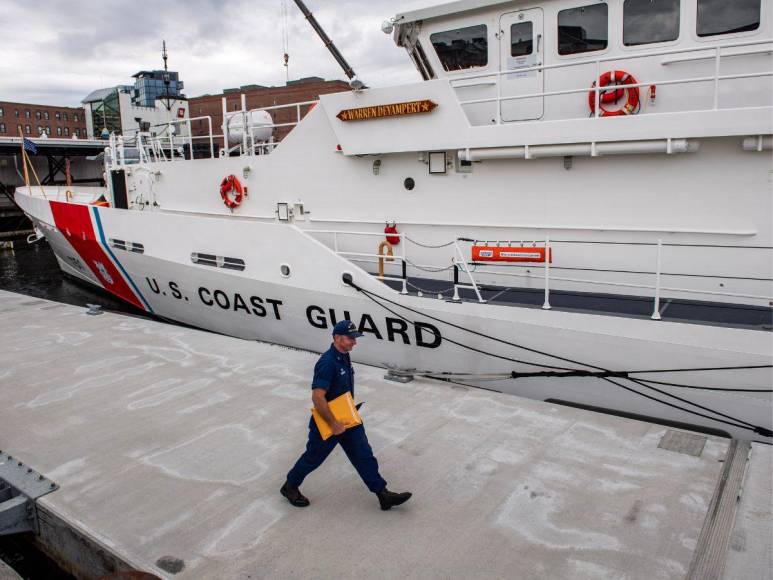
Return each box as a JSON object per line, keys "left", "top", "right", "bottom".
{"left": 286, "top": 423, "right": 387, "bottom": 493}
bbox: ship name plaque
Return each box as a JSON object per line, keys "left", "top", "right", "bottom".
{"left": 336, "top": 100, "right": 437, "bottom": 122}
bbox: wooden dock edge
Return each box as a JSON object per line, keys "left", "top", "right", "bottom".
{"left": 687, "top": 439, "right": 752, "bottom": 580}
{"left": 34, "top": 504, "right": 147, "bottom": 580}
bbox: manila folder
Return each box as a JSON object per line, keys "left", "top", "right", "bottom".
{"left": 311, "top": 391, "right": 363, "bottom": 440}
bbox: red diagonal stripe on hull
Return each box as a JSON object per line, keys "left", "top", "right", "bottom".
{"left": 50, "top": 201, "right": 144, "bottom": 310}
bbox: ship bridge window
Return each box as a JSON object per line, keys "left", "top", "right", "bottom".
{"left": 430, "top": 24, "right": 488, "bottom": 71}
{"left": 558, "top": 3, "right": 608, "bottom": 55}
{"left": 624, "top": 0, "right": 680, "bottom": 45}
{"left": 697, "top": 0, "right": 760, "bottom": 37}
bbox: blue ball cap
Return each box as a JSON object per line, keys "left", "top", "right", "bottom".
{"left": 332, "top": 320, "right": 364, "bottom": 338}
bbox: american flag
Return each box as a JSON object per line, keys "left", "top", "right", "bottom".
{"left": 22, "top": 138, "right": 38, "bottom": 155}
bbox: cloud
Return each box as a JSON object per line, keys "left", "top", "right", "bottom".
{"left": 1, "top": 0, "right": 439, "bottom": 106}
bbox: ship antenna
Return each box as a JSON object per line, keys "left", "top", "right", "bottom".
{"left": 291, "top": 0, "right": 359, "bottom": 83}
{"left": 161, "top": 40, "right": 173, "bottom": 111}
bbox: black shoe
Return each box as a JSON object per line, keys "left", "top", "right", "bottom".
{"left": 281, "top": 482, "right": 310, "bottom": 507}
{"left": 377, "top": 488, "right": 412, "bottom": 511}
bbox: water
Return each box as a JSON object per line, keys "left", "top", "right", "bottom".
{"left": 0, "top": 240, "right": 148, "bottom": 316}
{"left": 0, "top": 240, "right": 145, "bottom": 579}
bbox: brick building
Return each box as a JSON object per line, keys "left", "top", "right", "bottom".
{"left": 0, "top": 101, "right": 88, "bottom": 139}
{"left": 188, "top": 77, "right": 349, "bottom": 148}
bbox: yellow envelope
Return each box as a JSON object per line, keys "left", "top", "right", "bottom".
{"left": 311, "top": 391, "right": 363, "bottom": 440}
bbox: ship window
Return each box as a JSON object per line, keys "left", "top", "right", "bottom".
{"left": 430, "top": 24, "right": 488, "bottom": 71}
{"left": 558, "top": 4, "right": 608, "bottom": 55}
{"left": 697, "top": 0, "right": 760, "bottom": 37}
{"left": 624, "top": 0, "right": 680, "bottom": 45}
{"left": 510, "top": 22, "right": 533, "bottom": 56}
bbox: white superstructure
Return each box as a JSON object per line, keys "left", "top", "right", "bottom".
{"left": 15, "top": 0, "right": 773, "bottom": 441}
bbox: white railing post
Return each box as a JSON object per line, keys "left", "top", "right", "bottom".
{"left": 333, "top": 232, "right": 339, "bottom": 253}
{"left": 542, "top": 236, "right": 551, "bottom": 310}
{"left": 713, "top": 46, "right": 721, "bottom": 110}
{"left": 241, "top": 94, "right": 248, "bottom": 155}
{"left": 594, "top": 60, "right": 601, "bottom": 118}
{"left": 207, "top": 117, "right": 214, "bottom": 158}
{"left": 496, "top": 68, "right": 502, "bottom": 125}
{"left": 400, "top": 236, "right": 408, "bottom": 294}
{"left": 186, "top": 119, "right": 193, "bottom": 160}
{"left": 453, "top": 240, "right": 485, "bottom": 303}
{"left": 652, "top": 239, "right": 663, "bottom": 320}
{"left": 221, "top": 97, "right": 229, "bottom": 155}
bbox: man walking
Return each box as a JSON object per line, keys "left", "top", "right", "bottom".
{"left": 281, "top": 320, "right": 412, "bottom": 511}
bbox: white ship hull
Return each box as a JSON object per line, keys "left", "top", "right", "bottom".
{"left": 15, "top": 191, "right": 772, "bottom": 441}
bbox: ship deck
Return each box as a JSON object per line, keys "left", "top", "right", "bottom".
{"left": 0, "top": 289, "right": 770, "bottom": 579}
{"left": 383, "top": 276, "right": 773, "bottom": 332}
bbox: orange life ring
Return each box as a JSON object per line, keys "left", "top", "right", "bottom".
{"left": 588, "top": 70, "right": 640, "bottom": 117}
{"left": 219, "top": 174, "right": 244, "bottom": 209}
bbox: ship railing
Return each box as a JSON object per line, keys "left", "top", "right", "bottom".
{"left": 304, "top": 228, "right": 772, "bottom": 317}
{"left": 456, "top": 238, "right": 772, "bottom": 317}
{"left": 109, "top": 117, "right": 216, "bottom": 168}
{"left": 448, "top": 37, "right": 772, "bottom": 123}
{"left": 222, "top": 95, "right": 319, "bottom": 157}
{"left": 304, "top": 229, "right": 410, "bottom": 294}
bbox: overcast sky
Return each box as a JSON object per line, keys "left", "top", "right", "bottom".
{"left": 1, "top": 0, "right": 440, "bottom": 107}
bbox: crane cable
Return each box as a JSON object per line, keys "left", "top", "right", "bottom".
{"left": 343, "top": 278, "right": 773, "bottom": 438}
{"left": 281, "top": 0, "right": 290, "bottom": 82}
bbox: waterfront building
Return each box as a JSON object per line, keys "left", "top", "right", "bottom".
{"left": 188, "top": 77, "right": 348, "bottom": 145}
{"left": 82, "top": 69, "right": 188, "bottom": 140}
{"left": 0, "top": 100, "right": 87, "bottom": 139}
{"left": 132, "top": 70, "right": 184, "bottom": 107}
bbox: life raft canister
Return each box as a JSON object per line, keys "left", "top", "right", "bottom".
{"left": 472, "top": 244, "right": 552, "bottom": 263}
{"left": 219, "top": 174, "right": 245, "bottom": 210}
{"left": 384, "top": 221, "right": 400, "bottom": 245}
{"left": 588, "top": 70, "right": 640, "bottom": 117}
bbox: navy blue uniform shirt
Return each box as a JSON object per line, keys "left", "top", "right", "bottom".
{"left": 312, "top": 344, "right": 355, "bottom": 401}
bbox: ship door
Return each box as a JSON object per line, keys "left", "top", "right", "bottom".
{"left": 499, "top": 8, "right": 544, "bottom": 122}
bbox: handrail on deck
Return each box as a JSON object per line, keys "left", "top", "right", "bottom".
{"left": 448, "top": 37, "right": 773, "bottom": 121}
{"left": 303, "top": 228, "right": 772, "bottom": 315}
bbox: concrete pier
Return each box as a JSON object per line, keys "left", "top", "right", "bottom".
{"left": 0, "top": 289, "right": 770, "bottom": 579}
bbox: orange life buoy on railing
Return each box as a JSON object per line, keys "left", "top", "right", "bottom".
{"left": 588, "top": 70, "right": 640, "bottom": 117}
{"left": 219, "top": 174, "right": 244, "bottom": 209}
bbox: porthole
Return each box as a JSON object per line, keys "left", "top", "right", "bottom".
{"left": 280, "top": 263, "right": 291, "bottom": 278}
